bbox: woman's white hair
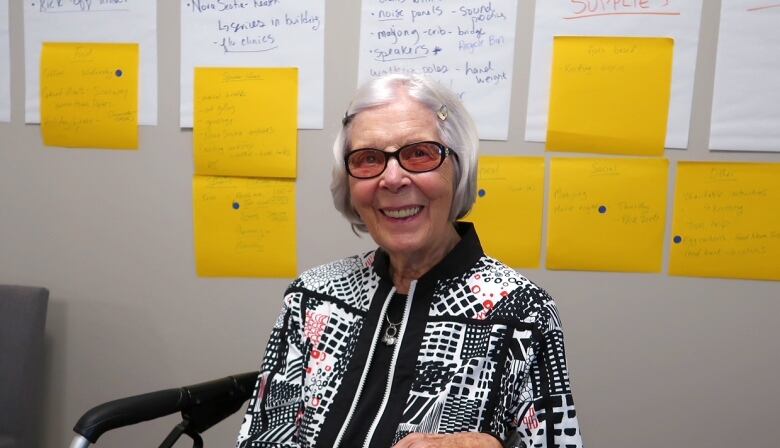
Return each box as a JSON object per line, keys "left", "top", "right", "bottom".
{"left": 330, "top": 74, "right": 479, "bottom": 233}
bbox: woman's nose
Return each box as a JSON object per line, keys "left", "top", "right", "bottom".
{"left": 379, "top": 158, "right": 410, "bottom": 192}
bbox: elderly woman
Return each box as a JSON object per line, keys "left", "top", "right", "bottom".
{"left": 236, "top": 74, "right": 582, "bottom": 448}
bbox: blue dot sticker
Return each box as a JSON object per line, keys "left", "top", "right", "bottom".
{"left": 115, "top": 69, "right": 123, "bottom": 77}
{"left": 478, "top": 189, "right": 486, "bottom": 198}
{"left": 232, "top": 201, "right": 240, "bottom": 210}
{"left": 598, "top": 205, "right": 607, "bottom": 214}
{"left": 673, "top": 235, "right": 682, "bottom": 244}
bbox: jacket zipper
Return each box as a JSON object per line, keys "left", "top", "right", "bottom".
{"left": 331, "top": 287, "right": 397, "bottom": 448}
{"left": 362, "top": 280, "right": 416, "bottom": 448}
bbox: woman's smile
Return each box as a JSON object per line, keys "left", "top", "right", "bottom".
{"left": 379, "top": 205, "right": 422, "bottom": 220}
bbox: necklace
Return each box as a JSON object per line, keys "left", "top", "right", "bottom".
{"left": 382, "top": 312, "right": 401, "bottom": 346}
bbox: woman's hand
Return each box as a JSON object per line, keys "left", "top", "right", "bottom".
{"left": 392, "top": 432, "right": 502, "bottom": 448}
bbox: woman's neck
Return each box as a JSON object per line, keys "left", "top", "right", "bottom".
{"left": 388, "top": 225, "right": 461, "bottom": 294}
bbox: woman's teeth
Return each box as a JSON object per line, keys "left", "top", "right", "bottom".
{"left": 383, "top": 207, "right": 421, "bottom": 219}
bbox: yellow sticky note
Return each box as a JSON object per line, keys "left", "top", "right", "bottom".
{"left": 670, "top": 162, "right": 780, "bottom": 281}
{"left": 546, "top": 36, "right": 673, "bottom": 156}
{"left": 467, "top": 156, "right": 544, "bottom": 268}
{"left": 547, "top": 157, "right": 668, "bottom": 272}
{"left": 194, "top": 67, "right": 297, "bottom": 178}
{"left": 41, "top": 42, "right": 138, "bottom": 149}
{"left": 193, "top": 175, "right": 296, "bottom": 278}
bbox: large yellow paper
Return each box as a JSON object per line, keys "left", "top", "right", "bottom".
{"left": 670, "top": 162, "right": 780, "bottom": 281}
{"left": 194, "top": 67, "right": 297, "bottom": 178}
{"left": 546, "top": 36, "right": 673, "bottom": 156}
{"left": 41, "top": 42, "right": 138, "bottom": 149}
{"left": 193, "top": 175, "right": 296, "bottom": 278}
{"left": 547, "top": 157, "right": 668, "bottom": 272}
{"left": 467, "top": 156, "right": 544, "bottom": 268}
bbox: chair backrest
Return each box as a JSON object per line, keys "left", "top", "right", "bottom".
{"left": 0, "top": 285, "right": 49, "bottom": 448}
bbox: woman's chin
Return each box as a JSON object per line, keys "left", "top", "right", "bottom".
{"left": 375, "top": 232, "right": 429, "bottom": 258}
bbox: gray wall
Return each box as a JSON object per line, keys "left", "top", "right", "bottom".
{"left": 1, "top": 1, "right": 779, "bottom": 447}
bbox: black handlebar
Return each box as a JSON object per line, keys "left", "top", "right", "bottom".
{"left": 73, "top": 371, "right": 259, "bottom": 443}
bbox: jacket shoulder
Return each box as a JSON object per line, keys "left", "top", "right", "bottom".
{"left": 470, "top": 256, "right": 562, "bottom": 332}
{"left": 286, "top": 252, "right": 380, "bottom": 312}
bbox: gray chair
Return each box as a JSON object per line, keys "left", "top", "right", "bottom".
{"left": 0, "top": 285, "right": 49, "bottom": 448}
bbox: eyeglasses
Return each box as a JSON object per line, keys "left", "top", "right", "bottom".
{"left": 345, "top": 141, "right": 457, "bottom": 179}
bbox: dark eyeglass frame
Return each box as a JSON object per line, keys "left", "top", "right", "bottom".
{"left": 344, "top": 141, "right": 458, "bottom": 179}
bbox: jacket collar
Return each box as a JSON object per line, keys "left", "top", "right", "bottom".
{"left": 372, "top": 221, "right": 484, "bottom": 285}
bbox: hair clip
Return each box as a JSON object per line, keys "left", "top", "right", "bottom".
{"left": 436, "top": 105, "right": 448, "bottom": 121}
{"left": 342, "top": 112, "right": 354, "bottom": 127}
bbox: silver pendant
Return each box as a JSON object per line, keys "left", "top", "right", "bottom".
{"left": 382, "top": 334, "right": 397, "bottom": 346}
{"left": 382, "top": 323, "right": 399, "bottom": 346}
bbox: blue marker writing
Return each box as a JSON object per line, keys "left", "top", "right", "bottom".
{"left": 598, "top": 205, "right": 607, "bottom": 214}
{"left": 232, "top": 201, "right": 240, "bottom": 210}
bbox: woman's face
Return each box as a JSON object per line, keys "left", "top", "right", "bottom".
{"left": 348, "top": 92, "right": 456, "bottom": 259}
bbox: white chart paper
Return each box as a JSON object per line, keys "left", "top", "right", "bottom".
{"left": 23, "top": 0, "right": 157, "bottom": 125}
{"left": 180, "top": 0, "right": 325, "bottom": 129}
{"left": 0, "top": 0, "right": 10, "bottom": 122}
{"left": 710, "top": 1, "right": 780, "bottom": 152}
{"left": 526, "top": 0, "right": 703, "bottom": 149}
{"left": 358, "top": 0, "right": 519, "bottom": 141}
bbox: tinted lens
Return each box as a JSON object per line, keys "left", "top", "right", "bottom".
{"left": 347, "top": 149, "right": 386, "bottom": 178}
{"left": 399, "top": 142, "right": 443, "bottom": 172}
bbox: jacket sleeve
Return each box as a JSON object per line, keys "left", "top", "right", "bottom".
{"left": 508, "top": 299, "right": 583, "bottom": 448}
{"left": 236, "top": 291, "right": 307, "bottom": 448}
{"left": 493, "top": 285, "right": 583, "bottom": 448}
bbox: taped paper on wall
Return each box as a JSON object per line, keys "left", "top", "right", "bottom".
{"left": 194, "top": 67, "right": 297, "bottom": 178}
{"left": 193, "top": 175, "right": 296, "bottom": 278}
{"left": 0, "top": 0, "right": 10, "bottom": 122}
{"left": 710, "top": 1, "right": 780, "bottom": 151}
{"left": 24, "top": 0, "right": 157, "bottom": 124}
{"left": 468, "top": 156, "right": 545, "bottom": 268}
{"left": 358, "top": 0, "right": 519, "bottom": 140}
{"left": 547, "top": 157, "right": 669, "bottom": 272}
{"left": 41, "top": 43, "right": 138, "bottom": 149}
{"left": 546, "top": 36, "right": 673, "bottom": 156}
{"left": 526, "top": 0, "right": 702, "bottom": 149}
{"left": 180, "top": 0, "right": 324, "bottom": 129}
{"left": 670, "top": 162, "right": 780, "bottom": 281}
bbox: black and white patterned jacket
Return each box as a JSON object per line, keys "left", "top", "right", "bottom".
{"left": 236, "top": 223, "right": 583, "bottom": 448}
